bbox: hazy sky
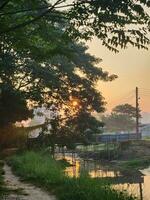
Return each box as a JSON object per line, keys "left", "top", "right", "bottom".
{"left": 87, "top": 38, "right": 150, "bottom": 113}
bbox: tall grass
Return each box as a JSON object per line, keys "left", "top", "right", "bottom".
{"left": 9, "top": 151, "right": 65, "bottom": 189}
{"left": 120, "top": 157, "right": 150, "bottom": 170}
{"left": 9, "top": 151, "right": 136, "bottom": 200}
{"left": 57, "top": 175, "right": 136, "bottom": 200}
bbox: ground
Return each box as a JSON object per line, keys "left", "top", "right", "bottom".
{"left": 2, "top": 163, "right": 56, "bottom": 200}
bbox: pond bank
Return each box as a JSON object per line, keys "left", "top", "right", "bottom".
{"left": 8, "top": 151, "right": 137, "bottom": 200}
{"left": 78, "top": 140, "right": 150, "bottom": 171}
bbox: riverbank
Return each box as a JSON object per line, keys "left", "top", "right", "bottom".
{"left": 8, "top": 151, "right": 136, "bottom": 200}
{"left": 79, "top": 140, "right": 150, "bottom": 171}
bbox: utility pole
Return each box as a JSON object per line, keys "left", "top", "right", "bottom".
{"left": 136, "top": 87, "right": 139, "bottom": 139}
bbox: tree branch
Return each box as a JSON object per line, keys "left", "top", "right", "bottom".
{"left": 0, "top": 0, "right": 10, "bottom": 10}
{"left": 0, "top": 0, "right": 91, "bottom": 16}
{"left": 0, "top": 0, "right": 64, "bottom": 35}
{"left": 0, "top": 5, "right": 52, "bottom": 16}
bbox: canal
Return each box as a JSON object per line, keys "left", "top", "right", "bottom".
{"left": 56, "top": 153, "right": 150, "bottom": 200}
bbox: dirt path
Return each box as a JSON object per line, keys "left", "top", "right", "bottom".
{"left": 3, "top": 164, "right": 56, "bottom": 200}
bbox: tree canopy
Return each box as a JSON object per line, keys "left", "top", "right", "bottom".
{"left": 102, "top": 104, "right": 140, "bottom": 132}
{"left": 0, "top": 0, "right": 149, "bottom": 129}
{"left": 0, "top": 29, "right": 116, "bottom": 127}
{"left": 112, "top": 103, "right": 141, "bottom": 118}
{"left": 0, "top": 0, "right": 150, "bottom": 52}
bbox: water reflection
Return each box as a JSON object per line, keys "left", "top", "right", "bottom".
{"left": 55, "top": 153, "right": 150, "bottom": 200}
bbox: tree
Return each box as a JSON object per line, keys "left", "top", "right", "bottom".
{"left": 102, "top": 104, "right": 139, "bottom": 132}
{"left": 0, "top": 40, "right": 116, "bottom": 128}
{"left": 0, "top": 0, "right": 149, "bottom": 52}
{"left": 0, "top": 84, "right": 33, "bottom": 127}
{"left": 112, "top": 103, "right": 141, "bottom": 118}
{"left": 0, "top": 0, "right": 149, "bottom": 130}
{"left": 102, "top": 113, "right": 135, "bottom": 132}
{"left": 62, "top": 109, "right": 104, "bottom": 145}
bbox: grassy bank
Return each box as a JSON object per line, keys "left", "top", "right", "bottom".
{"left": 118, "top": 157, "right": 150, "bottom": 170}
{"left": 9, "top": 151, "right": 136, "bottom": 200}
{"left": 79, "top": 141, "right": 150, "bottom": 170}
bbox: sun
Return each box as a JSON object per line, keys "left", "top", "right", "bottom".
{"left": 72, "top": 100, "right": 79, "bottom": 107}
{"left": 69, "top": 96, "right": 81, "bottom": 108}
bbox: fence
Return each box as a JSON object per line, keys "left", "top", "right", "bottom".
{"left": 96, "top": 133, "right": 141, "bottom": 143}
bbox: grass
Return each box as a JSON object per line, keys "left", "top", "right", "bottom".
{"left": 119, "top": 157, "right": 150, "bottom": 170}
{"left": 76, "top": 144, "right": 118, "bottom": 152}
{"left": 9, "top": 151, "right": 65, "bottom": 190}
{"left": 9, "top": 151, "right": 137, "bottom": 200}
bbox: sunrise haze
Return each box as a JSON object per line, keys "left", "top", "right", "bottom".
{"left": 87, "top": 38, "right": 150, "bottom": 115}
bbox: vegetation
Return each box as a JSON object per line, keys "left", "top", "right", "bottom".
{"left": 1, "top": 1, "right": 149, "bottom": 51}
{"left": 1, "top": 1, "right": 150, "bottom": 145}
{"left": 9, "top": 151, "right": 65, "bottom": 187}
{"left": 0, "top": 1, "right": 150, "bottom": 199}
{"left": 102, "top": 104, "right": 140, "bottom": 132}
{"left": 0, "top": 125, "right": 27, "bottom": 150}
{"left": 57, "top": 176, "right": 136, "bottom": 200}
{"left": 119, "top": 158, "right": 150, "bottom": 170}
{"left": 112, "top": 104, "right": 141, "bottom": 118}
{"left": 9, "top": 151, "right": 137, "bottom": 200}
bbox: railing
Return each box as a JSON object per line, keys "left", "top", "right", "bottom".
{"left": 96, "top": 133, "right": 141, "bottom": 143}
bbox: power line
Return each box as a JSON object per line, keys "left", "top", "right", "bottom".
{"left": 110, "top": 90, "right": 135, "bottom": 105}
{"left": 139, "top": 88, "right": 150, "bottom": 92}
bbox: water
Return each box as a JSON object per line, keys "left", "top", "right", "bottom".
{"left": 56, "top": 153, "right": 150, "bottom": 200}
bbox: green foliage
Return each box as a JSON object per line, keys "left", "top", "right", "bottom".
{"left": 102, "top": 113, "right": 135, "bottom": 132}
{"left": 9, "top": 151, "right": 137, "bottom": 200}
{"left": 0, "top": 85, "right": 32, "bottom": 127}
{"left": 0, "top": 0, "right": 149, "bottom": 52}
{"left": 0, "top": 7, "right": 116, "bottom": 127}
{"left": 67, "top": 0, "right": 150, "bottom": 52}
{"left": 0, "top": 0, "right": 149, "bottom": 145}
{"left": 0, "top": 0, "right": 149, "bottom": 122}
{"left": 63, "top": 111, "right": 104, "bottom": 145}
{"left": 9, "top": 151, "right": 65, "bottom": 187}
{"left": 112, "top": 104, "right": 141, "bottom": 118}
{"left": 119, "top": 158, "right": 150, "bottom": 170}
{"left": 0, "top": 125, "right": 27, "bottom": 150}
{"left": 102, "top": 104, "right": 141, "bottom": 132}
{"left": 58, "top": 177, "right": 136, "bottom": 200}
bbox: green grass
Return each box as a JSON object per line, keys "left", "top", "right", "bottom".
{"left": 76, "top": 144, "right": 118, "bottom": 152}
{"left": 9, "top": 151, "right": 137, "bottom": 200}
{"left": 119, "top": 157, "right": 150, "bottom": 170}
{"left": 9, "top": 151, "right": 65, "bottom": 189}
{"left": 143, "top": 136, "right": 150, "bottom": 141}
{"left": 57, "top": 176, "right": 137, "bottom": 200}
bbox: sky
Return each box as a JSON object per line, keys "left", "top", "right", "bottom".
{"left": 53, "top": 0, "right": 150, "bottom": 113}
{"left": 87, "top": 38, "right": 150, "bottom": 114}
